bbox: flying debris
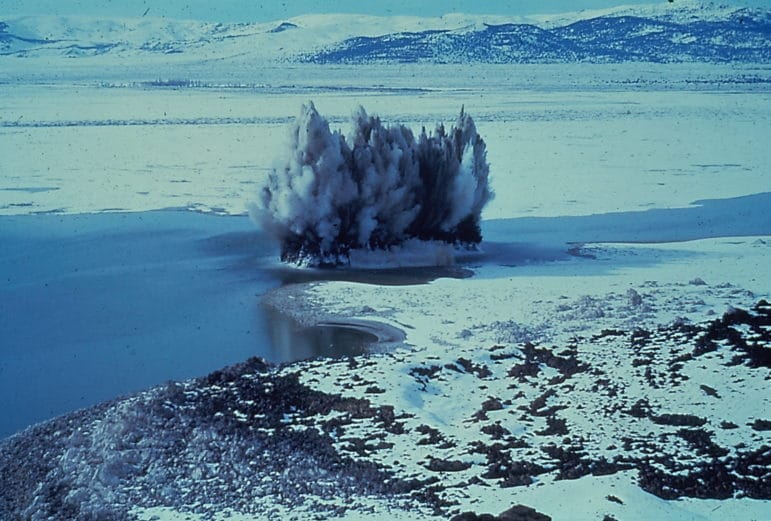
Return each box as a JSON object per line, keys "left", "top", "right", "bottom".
{"left": 251, "top": 103, "right": 493, "bottom": 266}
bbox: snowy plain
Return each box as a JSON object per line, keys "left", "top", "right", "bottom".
{"left": 1, "top": 6, "right": 770, "bottom": 520}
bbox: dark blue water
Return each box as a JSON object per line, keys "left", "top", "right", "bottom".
{"left": 0, "top": 211, "right": 368, "bottom": 438}
{"left": 0, "top": 210, "right": 472, "bottom": 438}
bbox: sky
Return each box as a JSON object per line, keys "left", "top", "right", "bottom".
{"left": 1, "top": 0, "right": 766, "bottom": 22}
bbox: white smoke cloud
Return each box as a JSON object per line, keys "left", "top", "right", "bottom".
{"left": 251, "top": 102, "right": 493, "bottom": 266}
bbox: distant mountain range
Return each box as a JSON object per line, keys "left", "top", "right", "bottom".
{"left": 1, "top": 1, "right": 769, "bottom": 64}
{"left": 312, "top": 10, "right": 771, "bottom": 64}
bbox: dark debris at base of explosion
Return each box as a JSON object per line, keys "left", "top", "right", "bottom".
{"left": 251, "top": 102, "right": 493, "bottom": 267}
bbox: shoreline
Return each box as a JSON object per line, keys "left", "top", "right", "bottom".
{"left": 261, "top": 281, "right": 409, "bottom": 356}
{"left": 2, "top": 233, "right": 769, "bottom": 520}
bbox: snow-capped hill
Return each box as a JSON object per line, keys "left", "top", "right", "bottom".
{"left": 0, "top": 15, "right": 287, "bottom": 57}
{"left": 0, "top": 12, "right": 516, "bottom": 60}
{"left": 533, "top": 0, "right": 742, "bottom": 27}
{"left": 310, "top": 6, "right": 771, "bottom": 64}
{"left": 1, "top": 2, "right": 769, "bottom": 64}
{"left": 549, "top": 11, "right": 771, "bottom": 62}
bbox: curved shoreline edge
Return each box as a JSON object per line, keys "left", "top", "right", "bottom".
{"left": 261, "top": 281, "right": 409, "bottom": 354}
{"left": 315, "top": 319, "right": 406, "bottom": 344}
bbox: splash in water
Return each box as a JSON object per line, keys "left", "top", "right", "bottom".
{"left": 250, "top": 102, "right": 492, "bottom": 267}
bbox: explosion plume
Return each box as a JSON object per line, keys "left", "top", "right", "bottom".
{"left": 251, "top": 102, "right": 492, "bottom": 266}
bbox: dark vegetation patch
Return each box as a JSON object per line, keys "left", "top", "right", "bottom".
{"left": 416, "top": 424, "right": 455, "bottom": 449}
{"left": 699, "top": 384, "right": 720, "bottom": 398}
{"left": 507, "top": 342, "right": 590, "bottom": 384}
{"left": 425, "top": 457, "right": 472, "bottom": 472}
{"left": 451, "top": 504, "right": 552, "bottom": 521}
{"left": 3, "top": 302, "right": 770, "bottom": 518}
{"left": 650, "top": 413, "right": 707, "bottom": 427}
{"left": 535, "top": 416, "right": 569, "bottom": 437}
{"left": 700, "top": 301, "right": 771, "bottom": 368}
{"left": 481, "top": 423, "right": 510, "bottom": 440}
{"left": 675, "top": 428, "right": 729, "bottom": 458}
{"left": 456, "top": 357, "right": 494, "bottom": 378}
{"left": 0, "top": 357, "right": 430, "bottom": 520}
{"left": 473, "top": 397, "right": 505, "bottom": 421}
{"left": 750, "top": 419, "right": 771, "bottom": 431}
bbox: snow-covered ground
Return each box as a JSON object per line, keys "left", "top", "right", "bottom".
{"left": 0, "top": 50, "right": 770, "bottom": 521}
{"left": 261, "top": 231, "right": 770, "bottom": 520}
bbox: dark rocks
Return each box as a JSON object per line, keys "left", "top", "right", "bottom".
{"left": 626, "top": 403, "right": 709, "bottom": 429}
{"left": 507, "top": 341, "right": 590, "bottom": 383}
{"left": 733, "top": 446, "right": 771, "bottom": 499}
{"left": 482, "top": 457, "right": 547, "bottom": 487}
{"left": 0, "top": 366, "right": 426, "bottom": 520}
{"left": 507, "top": 361, "right": 541, "bottom": 381}
{"left": 650, "top": 413, "right": 707, "bottom": 427}
{"left": 410, "top": 365, "right": 443, "bottom": 379}
{"left": 490, "top": 350, "right": 519, "bottom": 361}
{"left": 498, "top": 505, "right": 551, "bottom": 521}
{"left": 528, "top": 389, "right": 567, "bottom": 417}
{"left": 625, "top": 398, "right": 651, "bottom": 418}
{"left": 638, "top": 461, "right": 735, "bottom": 500}
{"left": 410, "top": 365, "right": 442, "bottom": 390}
{"left": 343, "top": 436, "right": 394, "bottom": 456}
{"left": 636, "top": 442, "right": 771, "bottom": 500}
{"left": 452, "top": 512, "right": 498, "bottom": 521}
{"left": 204, "top": 356, "right": 271, "bottom": 385}
{"left": 541, "top": 444, "right": 593, "bottom": 481}
{"left": 500, "top": 505, "right": 552, "bottom": 521}
{"left": 473, "top": 397, "right": 505, "bottom": 421}
{"left": 675, "top": 429, "right": 729, "bottom": 458}
{"left": 526, "top": 342, "right": 591, "bottom": 378}
{"left": 4, "top": 299, "right": 771, "bottom": 518}
{"left": 698, "top": 303, "right": 771, "bottom": 368}
{"left": 481, "top": 397, "right": 505, "bottom": 412}
{"left": 455, "top": 358, "right": 494, "bottom": 378}
{"left": 750, "top": 419, "right": 771, "bottom": 431}
{"left": 425, "top": 457, "right": 472, "bottom": 472}
{"left": 452, "top": 505, "right": 552, "bottom": 521}
{"left": 481, "top": 423, "right": 510, "bottom": 440}
{"left": 593, "top": 329, "right": 626, "bottom": 340}
{"left": 630, "top": 328, "right": 652, "bottom": 348}
{"left": 699, "top": 384, "right": 720, "bottom": 398}
{"left": 536, "top": 416, "right": 568, "bottom": 437}
{"left": 470, "top": 440, "right": 545, "bottom": 487}
{"left": 415, "top": 424, "right": 454, "bottom": 449}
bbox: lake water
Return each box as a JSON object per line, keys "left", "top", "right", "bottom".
{"left": 0, "top": 210, "right": 465, "bottom": 438}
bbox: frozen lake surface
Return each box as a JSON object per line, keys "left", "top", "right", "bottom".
{"left": 2, "top": 64, "right": 769, "bottom": 219}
